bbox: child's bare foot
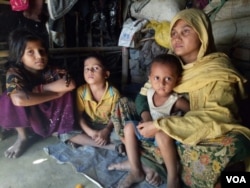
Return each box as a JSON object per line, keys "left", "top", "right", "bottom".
{"left": 4, "top": 137, "right": 28, "bottom": 158}
{"left": 143, "top": 165, "right": 162, "bottom": 186}
{"left": 118, "top": 171, "right": 145, "bottom": 188}
{"left": 108, "top": 160, "right": 130, "bottom": 171}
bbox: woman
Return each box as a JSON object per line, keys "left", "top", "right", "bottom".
{"left": 110, "top": 8, "right": 250, "bottom": 188}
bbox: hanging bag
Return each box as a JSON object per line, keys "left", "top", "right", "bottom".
{"left": 118, "top": 18, "right": 148, "bottom": 48}
{"left": 129, "top": 0, "right": 186, "bottom": 22}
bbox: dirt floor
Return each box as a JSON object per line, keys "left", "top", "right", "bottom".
{"left": 0, "top": 131, "right": 99, "bottom": 188}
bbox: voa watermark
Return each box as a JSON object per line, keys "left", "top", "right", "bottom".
{"left": 221, "top": 172, "right": 250, "bottom": 188}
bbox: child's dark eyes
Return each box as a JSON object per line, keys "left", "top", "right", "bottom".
{"left": 26, "top": 49, "right": 46, "bottom": 56}
{"left": 84, "top": 67, "right": 91, "bottom": 72}
{"left": 153, "top": 76, "right": 160, "bottom": 81}
{"left": 153, "top": 76, "right": 171, "bottom": 82}
{"left": 39, "top": 49, "right": 46, "bottom": 56}
{"left": 165, "top": 77, "right": 171, "bottom": 81}
{"left": 84, "top": 65, "right": 102, "bottom": 72}
{"left": 27, "top": 50, "right": 34, "bottom": 55}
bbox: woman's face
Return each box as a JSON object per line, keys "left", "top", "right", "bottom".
{"left": 21, "top": 40, "right": 48, "bottom": 74}
{"left": 171, "top": 19, "right": 201, "bottom": 64}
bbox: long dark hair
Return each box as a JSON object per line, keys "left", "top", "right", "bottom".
{"left": 5, "top": 29, "right": 48, "bottom": 69}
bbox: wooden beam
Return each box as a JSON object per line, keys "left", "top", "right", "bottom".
{"left": 49, "top": 47, "right": 122, "bottom": 54}
{"left": 0, "top": 50, "right": 8, "bottom": 58}
{"left": 0, "top": 47, "right": 122, "bottom": 58}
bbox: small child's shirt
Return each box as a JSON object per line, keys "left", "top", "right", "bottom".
{"left": 147, "top": 88, "right": 180, "bottom": 120}
{"left": 76, "top": 82, "right": 120, "bottom": 125}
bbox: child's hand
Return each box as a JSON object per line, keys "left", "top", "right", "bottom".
{"left": 32, "top": 85, "right": 42, "bottom": 93}
{"left": 93, "top": 130, "right": 109, "bottom": 146}
{"left": 55, "top": 68, "right": 68, "bottom": 77}
{"left": 60, "top": 76, "right": 76, "bottom": 90}
{"left": 55, "top": 69, "right": 73, "bottom": 87}
{"left": 65, "top": 73, "right": 72, "bottom": 87}
{"left": 89, "top": 130, "right": 108, "bottom": 146}
{"left": 88, "top": 130, "right": 98, "bottom": 140}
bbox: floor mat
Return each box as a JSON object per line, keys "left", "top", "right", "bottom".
{"left": 44, "top": 142, "right": 167, "bottom": 188}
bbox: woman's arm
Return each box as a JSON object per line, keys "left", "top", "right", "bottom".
{"left": 154, "top": 81, "right": 249, "bottom": 145}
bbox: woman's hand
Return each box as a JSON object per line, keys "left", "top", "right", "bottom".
{"left": 137, "top": 121, "right": 158, "bottom": 138}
